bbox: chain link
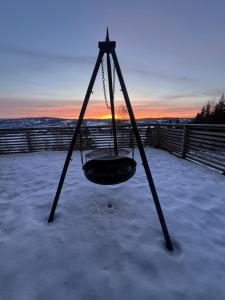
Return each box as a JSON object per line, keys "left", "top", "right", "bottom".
{"left": 101, "top": 58, "right": 116, "bottom": 110}
{"left": 112, "top": 63, "right": 115, "bottom": 97}
{"left": 101, "top": 59, "right": 110, "bottom": 110}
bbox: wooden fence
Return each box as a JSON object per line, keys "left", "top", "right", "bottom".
{"left": 154, "top": 124, "right": 225, "bottom": 174}
{"left": 0, "top": 124, "right": 153, "bottom": 154}
{"left": 0, "top": 123, "right": 225, "bottom": 174}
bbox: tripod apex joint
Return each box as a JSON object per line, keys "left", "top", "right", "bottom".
{"left": 98, "top": 41, "right": 116, "bottom": 53}
{"left": 99, "top": 30, "right": 116, "bottom": 53}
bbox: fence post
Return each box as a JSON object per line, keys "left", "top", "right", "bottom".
{"left": 181, "top": 125, "right": 189, "bottom": 158}
{"left": 154, "top": 124, "right": 160, "bottom": 148}
{"left": 145, "top": 125, "right": 151, "bottom": 147}
{"left": 26, "top": 130, "right": 32, "bottom": 152}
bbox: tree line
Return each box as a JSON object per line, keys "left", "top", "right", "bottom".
{"left": 193, "top": 94, "right": 225, "bottom": 124}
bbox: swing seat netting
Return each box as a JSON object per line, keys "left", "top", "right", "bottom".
{"left": 83, "top": 149, "right": 136, "bottom": 185}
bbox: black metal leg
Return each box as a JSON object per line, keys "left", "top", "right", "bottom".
{"left": 48, "top": 50, "right": 104, "bottom": 222}
{"left": 111, "top": 49, "right": 173, "bottom": 251}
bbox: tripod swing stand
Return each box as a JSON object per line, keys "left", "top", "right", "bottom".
{"left": 48, "top": 30, "right": 173, "bottom": 251}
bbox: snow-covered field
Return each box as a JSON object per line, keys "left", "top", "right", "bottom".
{"left": 0, "top": 148, "right": 225, "bottom": 300}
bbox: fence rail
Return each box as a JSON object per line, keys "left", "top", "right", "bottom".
{"left": 1, "top": 123, "right": 225, "bottom": 174}
{"left": 0, "top": 125, "right": 154, "bottom": 154}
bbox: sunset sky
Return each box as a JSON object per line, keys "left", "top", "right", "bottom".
{"left": 0, "top": 0, "right": 225, "bottom": 119}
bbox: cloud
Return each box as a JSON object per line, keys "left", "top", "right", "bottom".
{"left": 0, "top": 96, "right": 113, "bottom": 118}
{"left": 129, "top": 67, "right": 195, "bottom": 84}
{"left": 161, "top": 92, "right": 200, "bottom": 100}
{"left": 0, "top": 45, "right": 97, "bottom": 87}
{"left": 202, "top": 88, "right": 224, "bottom": 97}
{"left": 161, "top": 88, "right": 224, "bottom": 101}
{"left": 0, "top": 45, "right": 96, "bottom": 66}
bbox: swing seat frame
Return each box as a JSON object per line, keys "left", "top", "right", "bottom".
{"left": 83, "top": 156, "right": 136, "bottom": 185}
{"left": 85, "top": 148, "right": 129, "bottom": 160}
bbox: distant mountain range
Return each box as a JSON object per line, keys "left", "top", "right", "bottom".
{"left": 0, "top": 117, "right": 193, "bottom": 128}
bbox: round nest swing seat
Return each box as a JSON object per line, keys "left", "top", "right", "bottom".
{"left": 82, "top": 149, "right": 136, "bottom": 185}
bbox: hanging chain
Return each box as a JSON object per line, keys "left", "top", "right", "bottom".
{"left": 112, "top": 63, "right": 116, "bottom": 98}
{"left": 101, "top": 59, "right": 110, "bottom": 110}
{"left": 101, "top": 58, "right": 116, "bottom": 110}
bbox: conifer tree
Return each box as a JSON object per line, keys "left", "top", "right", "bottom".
{"left": 193, "top": 94, "right": 225, "bottom": 124}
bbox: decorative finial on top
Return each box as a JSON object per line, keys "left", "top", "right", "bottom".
{"left": 98, "top": 28, "right": 115, "bottom": 51}
{"left": 106, "top": 27, "right": 109, "bottom": 41}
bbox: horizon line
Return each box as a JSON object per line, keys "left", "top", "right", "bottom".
{"left": 0, "top": 115, "right": 194, "bottom": 120}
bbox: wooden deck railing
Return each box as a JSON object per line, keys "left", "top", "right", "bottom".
{"left": 0, "top": 123, "right": 225, "bottom": 174}
{"left": 154, "top": 124, "right": 225, "bottom": 174}
{"left": 0, "top": 124, "right": 154, "bottom": 154}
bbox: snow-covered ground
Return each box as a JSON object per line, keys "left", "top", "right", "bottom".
{"left": 0, "top": 148, "right": 225, "bottom": 300}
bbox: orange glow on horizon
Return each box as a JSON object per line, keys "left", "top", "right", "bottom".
{"left": 50, "top": 104, "right": 198, "bottom": 119}
{"left": 100, "top": 114, "right": 119, "bottom": 119}
{"left": 0, "top": 106, "right": 198, "bottom": 119}
{"left": 0, "top": 99, "right": 201, "bottom": 119}
{"left": 2, "top": 109, "right": 197, "bottom": 119}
